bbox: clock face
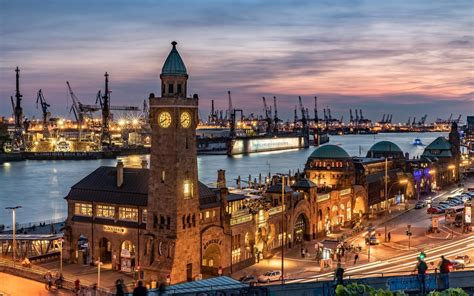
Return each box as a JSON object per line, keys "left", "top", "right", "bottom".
{"left": 180, "top": 111, "right": 191, "bottom": 128}
{"left": 158, "top": 111, "right": 172, "bottom": 128}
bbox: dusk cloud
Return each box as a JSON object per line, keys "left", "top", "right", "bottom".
{"left": 0, "top": 0, "right": 472, "bottom": 122}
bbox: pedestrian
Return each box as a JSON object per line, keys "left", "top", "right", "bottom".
{"left": 439, "top": 256, "right": 451, "bottom": 290}
{"left": 55, "top": 272, "right": 64, "bottom": 289}
{"left": 354, "top": 254, "right": 359, "bottom": 265}
{"left": 388, "top": 232, "right": 391, "bottom": 242}
{"left": 116, "top": 279, "right": 125, "bottom": 296}
{"left": 133, "top": 280, "right": 148, "bottom": 296}
{"left": 305, "top": 248, "right": 309, "bottom": 258}
{"left": 74, "top": 278, "right": 81, "bottom": 295}
{"left": 415, "top": 257, "right": 428, "bottom": 295}
{"left": 44, "top": 272, "right": 51, "bottom": 290}
{"left": 334, "top": 263, "right": 344, "bottom": 288}
{"left": 301, "top": 247, "right": 305, "bottom": 258}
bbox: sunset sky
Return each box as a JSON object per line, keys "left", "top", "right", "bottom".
{"left": 0, "top": 0, "right": 472, "bottom": 122}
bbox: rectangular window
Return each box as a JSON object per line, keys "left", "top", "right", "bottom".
{"left": 177, "top": 84, "right": 182, "bottom": 94}
{"left": 205, "top": 211, "right": 210, "bottom": 219}
{"left": 75, "top": 203, "right": 92, "bottom": 216}
{"left": 142, "top": 209, "right": 147, "bottom": 223}
{"left": 161, "top": 171, "right": 165, "bottom": 183}
{"left": 168, "top": 84, "right": 174, "bottom": 94}
{"left": 119, "top": 207, "right": 138, "bottom": 221}
{"left": 183, "top": 180, "right": 193, "bottom": 199}
{"left": 96, "top": 205, "right": 115, "bottom": 219}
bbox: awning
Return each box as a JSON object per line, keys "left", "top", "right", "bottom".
{"left": 160, "top": 276, "right": 247, "bottom": 295}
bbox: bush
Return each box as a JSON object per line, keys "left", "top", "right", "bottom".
{"left": 335, "top": 283, "right": 406, "bottom": 296}
{"left": 428, "top": 288, "right": 468, "bottom": 296}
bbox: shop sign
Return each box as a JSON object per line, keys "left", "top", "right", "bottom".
{"left": 103, "top": 225, "right": 126, "bottom": 234}
{"left": 203, "top": 238, "right": 222, "bottom": 250}
{"left": 317, "top": 193, "right": 330, "bottom": 202}
{"left": 340, "top": 189, "right": 351, "bottom": 196}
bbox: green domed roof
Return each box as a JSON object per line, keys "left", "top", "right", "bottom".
{"left": 368, "top": 141, "right": 402, "bottom": 153}
{"left": 161, "top": 41, "right": 187, "bottom": 76}
{"left": 309, "top": 144, "right": 350, "bottom": 159}
{"left": 425, "top": 137, "right": 451, "bottom": 150}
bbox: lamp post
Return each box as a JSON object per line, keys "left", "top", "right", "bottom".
{"left": 384, "top": 179, "right": 408, "bottom": 242}
{"left": 58, "top": 238, "right": 64, "bottom": 275}
{"left": 281, "top": 176, "right": 286, "bottom": 284}
{"left": 96, "top": 257, "right": 103, "bottom": 288}
{"left": 5, "top": 206, "right": 22, "bottom": 265}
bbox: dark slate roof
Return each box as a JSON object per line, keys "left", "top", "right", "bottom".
{"left": 308, "top": 144, "right": 350, "bottom": 159}
{"left": 66, "top": 166, "right": 218, "bottom": 208}
{"left": 227, "top": 193, "right": 248, "bottom": 202}
{"left": 161, "top": 41, "right": 187, "bottom": 76}
{"left": 292, "top": 178, "right": 316, "bottom": 189}
{"left": 266, "top": 183, "right": 293, "bottom": 194}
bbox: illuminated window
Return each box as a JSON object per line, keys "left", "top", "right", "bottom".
{"left": 142, "top": 209, "right": 147, "bottom": 223}
{"left": 119, "top": 207, "right": 138, "bottom": 221}
{"left": 183, "top": 180, "right": 193, "bottom": 199}
{"left": 232, "top": 248, "right": 241, "bottom": 263}
{"left": 161, "top": 171, "right": 165, "bottom": 183}
{"left": 205, "top": 211, "right": 210, "bottom": 219}
{"left": 96, "top": 205, "right": 115, "bottom": 219}
{"left": 75, "top": 203, "right": 92, "bottom": 216}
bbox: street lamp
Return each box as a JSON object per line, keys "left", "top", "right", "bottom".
{"left": 58, "top": 238, "right": 64, "bottom": 275}
{"left": 5, "top": 206, "right": 22, "bottom": 265}
{"left": 276, "top": 173, "right": 290, "bottom": 285}
{"left": 384, "top": 179, "right": 408, "bottom": 242}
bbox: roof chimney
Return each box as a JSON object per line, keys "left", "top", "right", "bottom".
{"left": 141, "top": 159, "right": 148, "bottom": 169}
{"left": 217, "top": 169, "right": 226, "bottom": 189}
{"left": 117, "top": 160, "right": 124, "bottom": 188}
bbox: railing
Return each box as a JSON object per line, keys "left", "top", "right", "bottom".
{"left": 1, "top": 217, "right": 66, "bottom": 231}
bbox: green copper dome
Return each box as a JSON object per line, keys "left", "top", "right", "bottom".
{"left": 309, "top": 144, "right": 350, "bottom": 159}
{"left": 424, "top": 137, "right": 451, "bottom": 150}
{"left": 161, "top": 41, "right": 187, "bottom": 76}
{"left": 368, "top": 141, "right": 402, "bottom": 153}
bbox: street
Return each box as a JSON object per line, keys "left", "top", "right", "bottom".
{"left": 0, "top": 272, "right": 73, "bottom": 296}
{"left": 233, "top": 180, "right": 474, "bottom": 284}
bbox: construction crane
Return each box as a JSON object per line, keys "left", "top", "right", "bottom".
{"left": 298, "top": 96, "right": 307, "bottom": 127}
{"left": 273, "top": 96, "right": 279, "bottom": 132}
{"left": 381, "top": 114, "right": 386, "bottom": 123}
{"left": 349, "top": 109, "right": 353, "bottom": 124}
{"left": 294, "top": 105, "right": 298, "bottom": 125}
{"left": 418, "top": 114, "right": 427, "bottom": 125}
{"left": 11, "top": 67, "right": 23, "bottom": 130}
{"left": 406, "top": 117, "right": 411, "bottom": 126}
{"left": 227, "top": 91, "right": 233, "bottom": 122}
{"left": 455, "top": 114, "right": 462, "bottom": 124}
{"left": 36, "top": 89, "right": 51, "bottom": 136}
{"left": 262, "top": 97, "right": 272, "bottom": 132}
{"left": 314, "top": 96, "right": 319, "bottom": 124}
{"left": 67, "top": 81, "right": 99, "bottom": 124}
{"left": 359, "top": 109, "right": 364, "bottom": 120}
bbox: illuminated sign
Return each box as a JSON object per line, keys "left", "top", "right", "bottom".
{"left": 340, "top": 189, "right": 351, "bottom": 196}
{"left": 317, "top": 193, "right": 330, "bottom": 202}
{"left": 103, "top": 225, "right": 126, "bottom": 234}
{"left": 268, "top": 206, "right": 283, "bottom": 216}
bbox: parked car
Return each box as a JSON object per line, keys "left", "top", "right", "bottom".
{"left": 415, "top": 202, "right": 425, "bottom": 209}
{"left": 450, "top": 260, "right": 465, "bottom": 270}
{"left": 366, "top": 235, "right": 380, "bottom": 245}
{"left": 455, "top": 255, "right": 471, "bottom": 264}
{"left": 240, "top": 275, "right": 258, "bottom": 284}
{"left": 258, "top": 270, "right": 282, "bottom": 283}
{"left": 427, "top": 207, "right": 441, "bottom": 214}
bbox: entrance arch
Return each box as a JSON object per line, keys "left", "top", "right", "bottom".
{"left": 331, "top": 205, "right": 339, "bottom": 226}
{"left": 202, "top": 244, "right": 221, "bottom": 275}
{"left": 120, "top": 240, "right": 136, "bottom": 272}
{"left": 354, "top": 196, "right": 366, "bottom": 220}
{"left": 294, "top": 214, "right": 309, "bottom": 243}
{"left": 77, "top": 234, "right": 90, "bottom": 265}
{"left": 98, "top": 237, "right": 112, "bottom": 264}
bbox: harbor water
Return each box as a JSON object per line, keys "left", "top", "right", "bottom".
{"left": 0, "top": 132, "right": 446, "bottom": 226}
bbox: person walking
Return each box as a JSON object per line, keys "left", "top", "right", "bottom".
{"left": 74, "top": 278, "right": 81, "bottom": 295}
{"left": 133, "top": 280, "right": 148, "bottom": 296}
{"left": 387, "top": 232, "right": 391, "bottom": 242}
{"left": 115, "top": 279, "right": 125, "bottom": 296}
{"left": 334, "top": 263, "right": 345, "bottom": 288}
{"left": 439, "top": 256, "right": 451, "bottom": 290}
{"left": 353, "top": 254, "right": 359, "bottom": 265}
{"left": 301, "top": 247, "right": 305, "bottom": 258}
{"left": 415, "top": 257, "right": 428, "bottom": 295}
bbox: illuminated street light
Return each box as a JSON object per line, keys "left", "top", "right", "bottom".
{"left": 448, "top": 164, "right": 455, "bottom": 170}
{"left": 5, "top": 206, "right": 22, "bottom": 265}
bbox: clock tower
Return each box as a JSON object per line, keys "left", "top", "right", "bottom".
{"left": 143, "top": 41, "right": 201, "bottom": 284}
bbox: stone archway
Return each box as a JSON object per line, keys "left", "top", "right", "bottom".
{"left": 294, "top": 214, "right": 310, "bottom": 243}
{"left": 120, "top": 240, "right": 136, "bottom": 272}
{"left": 353, "top": 196, "right": 366, "bottom": 220}
{"left": 98, "top": 237, "right": 112, "bottom": 264}
{"left": 76, "top": 234, "right": 90, "bottom": 265}
{"left": 202, "top": 244, "right": 221, "bottom": 275}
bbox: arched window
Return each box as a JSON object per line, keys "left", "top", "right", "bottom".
{"left": 192, "top": 214, "right": 196, "bottom": 227}
{"left": 187, "top": 215, "right": 191, "bottom": 227}
{"left": 182, "top": 215, "right": 186, "bottom": 229}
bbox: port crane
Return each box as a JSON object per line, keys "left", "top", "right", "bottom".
{"left": 262, "top": 97, "right": 273, "bottom": 133}
{"left": 36, "top": 89, "right": 51, "bottom": 137}
{"left": 9, "top": 67, "right": 24, "bottom": 149}
{"left": 314, "top": 96, "right": 319, "bottom": 125}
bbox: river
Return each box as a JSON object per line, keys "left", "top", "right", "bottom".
{"left": 0, "top": 132, "right": 446, "bottom": 226}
